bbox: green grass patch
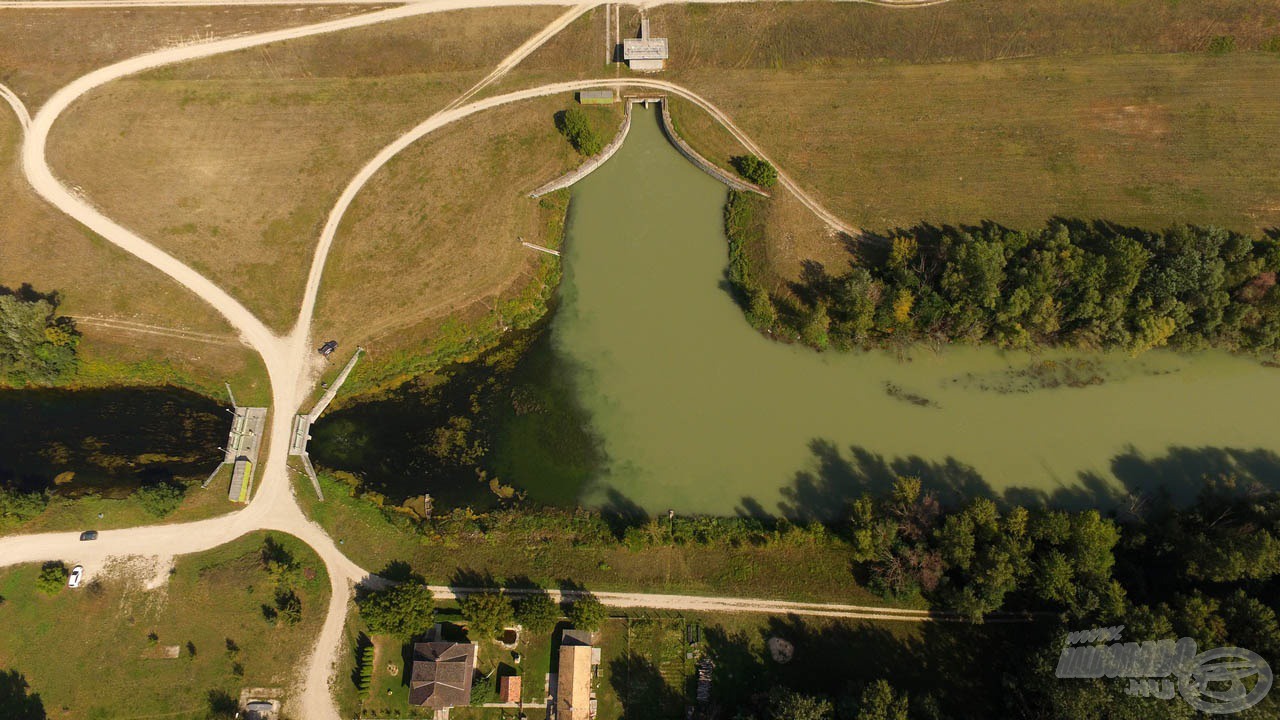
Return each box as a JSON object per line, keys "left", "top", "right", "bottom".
{"left": 0, "top": 531, "right": 329, "bottom": 719}
{"left": 298, "top": 473, "right": 897, "bottom": 607}
{"left": 0, "top": 476, "right": 237, "bottom": 537}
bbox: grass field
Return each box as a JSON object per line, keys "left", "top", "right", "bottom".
{"left": 0, "top": 5, "right": 378, "bottom": 108}
{"left": 0, "top": 531, "right": 330, "bottom": 719}
{"left": 298, "top": 473, "right": 897, "bottom": 606}
{"left": 679, "top": 54, "right": 1280, "bottom": 241}
{"left": 650, "top": 2, "right": 1280, "bottom": 240}
{"left": 0, "top": 474, "right": 239, "bottom": 538}
{"left": 0, "top": 103, "right": 270, "bottom": 400}
{"left": 48, "top": 7, "right": 566, "bottom": 333}
{"left": 314, "top": 94, "right": 622, "bottom": 382}
{"left": 494, "top": 1, "right": 1280, "bottom": 277}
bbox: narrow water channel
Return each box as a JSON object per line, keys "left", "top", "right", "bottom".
{"left": 317, "top": 106, "right": 1280, "bottom": 518}
{"left": 0, "top": 386, "right": 224, "bottom": 495}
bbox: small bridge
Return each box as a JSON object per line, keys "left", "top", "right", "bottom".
{"left": 289, "top": 346, "right": 364, "bottom": 501}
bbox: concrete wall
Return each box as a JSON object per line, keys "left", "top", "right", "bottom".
{"left": 657, "top": 99, "right": 769, "bottom": 197}
{"left": 529, "top": 101, "right": 634, "bottom": 198}
{"left": 529, "top": 97, "right": 769, "bottom": 198}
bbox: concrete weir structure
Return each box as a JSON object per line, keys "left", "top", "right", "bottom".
{"left": 220, "top": 405, "right": 267, "bottom": 502}
{"left": 288, "top": 347, "right": 364, "bottom": 501}
{"left": 530, "top": 97, "right": 768, "bottom": 198}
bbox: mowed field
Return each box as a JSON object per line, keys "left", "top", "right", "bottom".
{"left": 0, "top": 5, "right": 378, "bottom": 109}
{"left": 48, "top": 7, "right": 566, "bottom": 332}
{"left": 646, "top": 1, "right": 1280, "bottom": 243}
{"left": 0, "top": 533, "right": 330, "bottom": 719}
{"left": 314, "top": 94, "right": 623, "bottom": 357}
{"left": 0, "top": 103, "right": 270, "bottom": 400}
{"left": 678, "top": 56, "right": 1280, "bottom": 242}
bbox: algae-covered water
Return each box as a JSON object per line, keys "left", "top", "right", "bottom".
{"left": 315, "top": 106, "right": 1280, "bottom": 517}
{"left": 0, "top": 386, "right": 223, "bottom": 495}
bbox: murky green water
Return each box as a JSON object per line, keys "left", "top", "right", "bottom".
{"left": 0, "top": 387, "right": 223, "bottom": 495}
{"left": 317, "top": 106, "right": 1280, "bottom": 517}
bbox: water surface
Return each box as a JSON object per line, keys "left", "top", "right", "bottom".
{"left": 319, "top": 107, "right": 1280, "bottom": 517}
{"left": 0, "top": 386, "right": 223, "bottom": 495}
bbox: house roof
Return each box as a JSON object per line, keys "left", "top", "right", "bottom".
{"left": 561, "top": 629, "right": 593, "bottom": 647}
{"left": 409, "top": 642, "right": 477, "bottom": 709}
{"left": 499, "top": 674, "right": 522, "bottom": 702}
{"left": 622, "top": 37, "right": 668, "bottom": 60}
{"left": 557, "top": 644, "right": 594, "bottom": 720}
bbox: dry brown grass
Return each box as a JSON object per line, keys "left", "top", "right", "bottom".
{"left": 643, "top": 1, "right": 1280, "bottom": 239}
{"left": 0, "top": 5, "right": 380, "bottom": 109}
{"left": 665, "top": 95, "right": 744, "bottom": 174}
{"left": 48, "top": 7, "right": 565, "bottom": 332}
{"left": 314, "top": 94, "right": 623, "bottom": 352}
{"left": 648, "top": 0, "right": 1280, "bottom": 70}
{"left": 485, "top": 4, "right": 644, "bottom": 96}
{"left": 0, "top": 107, "right": 269, "bottom": 400}
{"left": 678, "top": 55, "right": 1280, "bottom": 236}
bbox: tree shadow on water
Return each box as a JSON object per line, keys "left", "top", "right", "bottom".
{"left": 751, "top": 439, "right": 1280, "bottom": 521}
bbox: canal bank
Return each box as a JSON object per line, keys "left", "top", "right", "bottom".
{"left": 312, "top": 105, "right": 1280, "bottom": 518}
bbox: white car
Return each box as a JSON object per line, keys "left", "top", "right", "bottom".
{"left": 68, "top": 565, "right": 83, "bottom": 588}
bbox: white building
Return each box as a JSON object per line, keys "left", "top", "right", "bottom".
{"left": 623, "top": 16, "right": 667, "bottom": 71}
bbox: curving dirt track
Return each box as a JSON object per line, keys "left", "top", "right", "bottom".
{"left": 0, "top": 0, "right": 956, "bottom": 716}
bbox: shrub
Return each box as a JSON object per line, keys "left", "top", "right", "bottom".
{"left": 36, "top": 561, "right": 68, "bottom": 595}
{"left": 135, "top": 482, "right": 185, "bottom": 517}
{"left": 275, "top": 589, "right": 302, "bottom": 626}
{"left": 731, "top": 154, "right": 778, "bottom": 188}
{"left": 0, "top": 291, "right": 80, "bottom": 385}
{"left": 567, "top": 593, "right": 606, "bottom": 632}
{"left": 0, "top": 488, "right": 49, "bottom": 525}
{"left": 355, "top": 644, "right": 374, "bottom": 698}
{"left": 1207, "top": 35, "right": 1236, "bottom": 55}
{"left": 357, "top": 584, "right": 435, "bottom": 637}
{"left": 555, "top": 107, "right": 604, "bottom": 157}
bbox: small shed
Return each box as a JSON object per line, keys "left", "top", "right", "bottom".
{"left": 578, "top": 90, "right": 615, "bottom": 105}
{"left": 499, "top": 674, "right": 522, "bottom": 703}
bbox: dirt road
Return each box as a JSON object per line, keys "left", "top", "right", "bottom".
{"left": 0, "top": 1, "right": 946, "bottom": 716}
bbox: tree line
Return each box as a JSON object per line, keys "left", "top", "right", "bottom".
{"left": 725, "top": 193, "right": 1280, "bottom": 356}
{"left": 0, "top": 288, "right": 79, "bottom": 385}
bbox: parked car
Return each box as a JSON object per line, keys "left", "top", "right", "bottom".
{"left": 68, "top": 565, "right": 83, "bottom": 588}
{"left": 79, "top": 530, "right": 98, "bottom": 541}
{"left": 318, "top": 340, "right": 338, "bottom": 357}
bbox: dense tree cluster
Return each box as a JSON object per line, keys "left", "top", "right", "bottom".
{"left": 731, "top": 155, "right": 778, "bottom": 188}
{"left": 555, "top": 107, "right": 604, "bottom": 157}
{"left": 833, "top": 479, "right": 1280, "bottom": 718}
{"left": 849, "top": 477, "right": 1124, "bottom": 622}
{"left": 568, "top": 592, "right": 606, "bottom": 632}
{"left": 0, "top": 292, "right": 79, "bottom": 385}
{"left": 514, "top": 592, "right": 560, "bottom": 635}
{"left": 356, "top": 583, "right": 435, "bottom": 638}
{"left": 725, "top": 199, "right": 1280, "bottom": 356}
{"left": 458, "top": 590, "right": 514, "bottom": 639}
